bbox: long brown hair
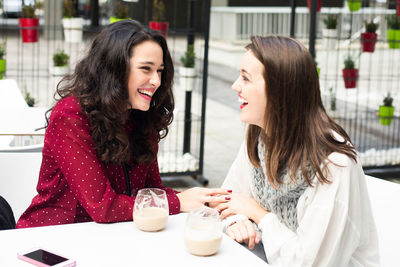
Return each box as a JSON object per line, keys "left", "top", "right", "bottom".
{"left": 48, "top": 20, "right": 174, "bottom": 165}
{"left": 246, "top": 36, "right": 356, "bottom": 186}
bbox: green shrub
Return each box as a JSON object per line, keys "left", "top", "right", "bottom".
{"left": 0, "top": 41, "right": 6, "bottom": 60}
{"left": 323, "top": 14, "right": 338, "bottom": 30}
{"left": 21, "top": 5, "right": 36, "bottom": 18}
{"left": 63, "top": 0, "right": 77, "bottom": 18}
{"left": 152, "top": 0, "right": 166, "bottom": 22}
{"left": 383, "top": 93, "right": 393, "bottom": 107}
{"left": 364, "top": 20, "right": 379, "bottom": 33}
{"left": 114, "top": 1, "right": 129, "bottom": 19}
{"left": 25, "top": 92, "right": 35, "bottom": 107}
{"left": 386, "top": 14, "right": 400, "bottom": 30}
{"left": 343, "top": 56, "right": 355, "bottom": 69}
{"left": 53, "top": 50, "right": 69, "bottom": 67}
{"left": 180, "top": 45, "right": 195, "bottom": 68}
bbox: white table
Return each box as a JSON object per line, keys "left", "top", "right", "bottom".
{"left": 0, "top": 213, "right": 268, "bottom": 267}
{"left": 0, "top": 151, "right": 398, "bottom": 266}
{"left": 0, "top": 79, "right": 28, "bottom": 108}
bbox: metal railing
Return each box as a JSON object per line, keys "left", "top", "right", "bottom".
{"left": 210, "top": 6, "right": 395, "bottom": 43}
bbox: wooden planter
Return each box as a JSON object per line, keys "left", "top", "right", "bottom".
{"left": 347, "top": 0, "right": 362, "bottom": 12}
{"left": 62, "top": 18, "right": 83, "bottom": 43}
{"left": 342, "top": 68, "right": 358, "bottom": 89}
{"left": 361, "top": 32, "right": 377, "bottom": 53}
{"left": 397, "top": 0, "right": 400, "bottom": 17}
{"left": 307, "top": 0, "right": 321, "bottom": 12}
{"left": 379, "top": 106, "right": 395, "bottom": 126}
{"left": 179, "top": 67, "right": 196, "bottom": 92}
{"left": 109, "top": 17, "right": 131, "bottom": 24}
{"left": 49, "top": 65, "right": 69, "bottom": 76}
{"left": 149, "top": 21, "right": 169, "bottom": 37}
{"left": 0, "top": 59, "right": 5, "bottom": 79}
{"left": 19, "top": 18, "right": 39, "bottom": 43}
{"left": 387, "top": 29, "right": 400, "bottom": 49}
{"left": 322, "top": 29, "right": 338, "bottom": 50}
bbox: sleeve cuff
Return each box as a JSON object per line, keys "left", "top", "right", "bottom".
{"left": 167, "top": 193, "right": 180, "bottom": 215}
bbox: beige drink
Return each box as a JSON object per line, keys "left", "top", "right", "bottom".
{"left": 184, "top": 234, "right": 222, "bottom": 256}
{"left": 134, "top": 207, "right": 168, "bottom": 232}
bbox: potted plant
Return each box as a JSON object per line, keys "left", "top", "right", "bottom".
{"left": 329, "top": 87, "right": 337, "bottom": 111}
{"left": 24, "top": 92, "right": 36, "bottom": 107}
{"left": 322, "top": 14, "right": 338, "bottom": 50}
{"left": 50, "top": 50, "right": 69, "bottom": 76}
{"left": 397, "top": 0, "right": 400, "bottom": 17}
{"left": 386, "top": 15, "right": 400, "bottom": 49}
{"left": 327, "top": 87, "right": 340, "bottom": 119}
{"left": 347, "top": 0, "right": 362, "bottom": 12}
{"left": 0, "top": 40, "right": 5, "bottom": 80}
{"left": 179, "top": 45, "right": 196, "bottom": 92}
{"left": 361, "top": 20, "right": 379, "bottom": 53}
{"left": 379, "top": 93, "right": 395, "bottom": 126}
{"left": 307, "top": 0, "right": 321, "bottom": 12}
{"left": 110, "top": 1, "right": 130, "bottom": 24}
{"left": 342, "top": 56, "right": 358, "bottom": 89}
{"left": 19, "top": 4, "right": 39, "bottom": 43}
{"left": 315, "top": 60, "right": 320, "bottom": 77}
{"left": 149, "top": 0, "right": 168, "bottom": 37}
{"left": 62, "top": 0, "right": 83, "bottom": 43}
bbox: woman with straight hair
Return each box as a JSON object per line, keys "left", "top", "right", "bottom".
{"left": 216, "top": 35, "right": 379, "bottom": 266}
{"left": 17, "top": 20, "right": 228, "bottom": 228}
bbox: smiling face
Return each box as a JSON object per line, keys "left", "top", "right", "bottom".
{"left": 127, "top": 40, "right": 164, "bottom": 111}
{"left": 232, "top": 50, "right": 267, "bottom": 128}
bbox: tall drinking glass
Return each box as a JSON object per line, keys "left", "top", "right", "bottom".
{"left": 184, "top": 207, "right": 222, "bottom": 256}
{"left": 133, "top": 188, "right": 169, "bottom": 232}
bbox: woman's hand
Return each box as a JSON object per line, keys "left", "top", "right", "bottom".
{"left": 226, "top": 219, "right": 261, "bottom": 250}
{"left": 177, "top": 187, "right": 231, "bottom": 212}
{"left": 216, "top": 194, "right": 269, "bottom": 224}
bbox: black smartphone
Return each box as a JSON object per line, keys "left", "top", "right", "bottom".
{"left": 17, "top": 248, "right": 76, "bottom": 267}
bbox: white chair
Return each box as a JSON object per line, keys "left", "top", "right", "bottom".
{"left": 0, "top": 143, "right": 43, "bottom": 153}
{"left": 365, "top": 175, "right": 400, "bottom": 266}
{"left": 0, "top": 79, "right": 28, "bottom": 108}
{"left": 0, "top": 152, "right": 42, "bottom": 221}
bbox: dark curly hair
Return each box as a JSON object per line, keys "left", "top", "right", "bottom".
{"left": 49, "top": 20, "right": 174, "bottom": 165}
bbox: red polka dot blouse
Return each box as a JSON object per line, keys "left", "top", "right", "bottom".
{"left": 16, "top": 96, "right": 180, "bottom": 228}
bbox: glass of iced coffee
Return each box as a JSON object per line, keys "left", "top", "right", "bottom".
{"left": 184, "top": 207, "right": 222, "bottom": 256}
{"left": 133, "top": 188, "right": 169, "bottom": 232}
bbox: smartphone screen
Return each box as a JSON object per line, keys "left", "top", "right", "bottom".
{"left": 22, "top": 249, "right": 69, "bottom": 266}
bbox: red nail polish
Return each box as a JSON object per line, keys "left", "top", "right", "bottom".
{"left": 227, "top": 190, "right": 232, "bottom": 193}
{"left": 218, "top": 210, "right": 221, "bottom": 214}
{"left": 225, "top": 196, "right": 231, "bottom": 200}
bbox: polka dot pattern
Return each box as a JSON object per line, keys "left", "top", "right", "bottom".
{"left": 16, "top": 96, "right": 180, "bottom": 229}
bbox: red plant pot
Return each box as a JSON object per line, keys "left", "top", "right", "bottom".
{"left": 397, "top": 0, "right": 400, "bottom": 17}
{"left": 19, "top": 18, "right": 39, "bottom": 43}
{"left": 307, "top": 0, "right": 321, "bottom": 12}
{"left": 342, "top": 69, "right": 358, "bottom": 89}
{"left": 149, "top": 21, "right": 169, "bottom": 38}
{"left": 361, "top": 32, "right": 377, "bottom": 53}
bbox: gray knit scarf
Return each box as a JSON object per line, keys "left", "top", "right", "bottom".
{"left": 252, "top": 140, "right": 311, "bottom": 232}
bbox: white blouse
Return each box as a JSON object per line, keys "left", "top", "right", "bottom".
{"left": 222, "top": 142, "right": 380, "bottom": 266}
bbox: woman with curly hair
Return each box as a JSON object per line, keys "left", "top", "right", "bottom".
{"left": 216, "top": 36, "right": 379, "bottom": 265}
{"left": 16, "top": 20, "right": 228, "bottom": 228}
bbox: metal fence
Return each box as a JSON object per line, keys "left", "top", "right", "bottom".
{"left": 0, "top": 0, "right": 211, "bottom": 184}
{"left": 210, "top": 4, "right": 400, "bottom": 174}
{"left": 1, "top": 1, "right": 400, "bottom": 177}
